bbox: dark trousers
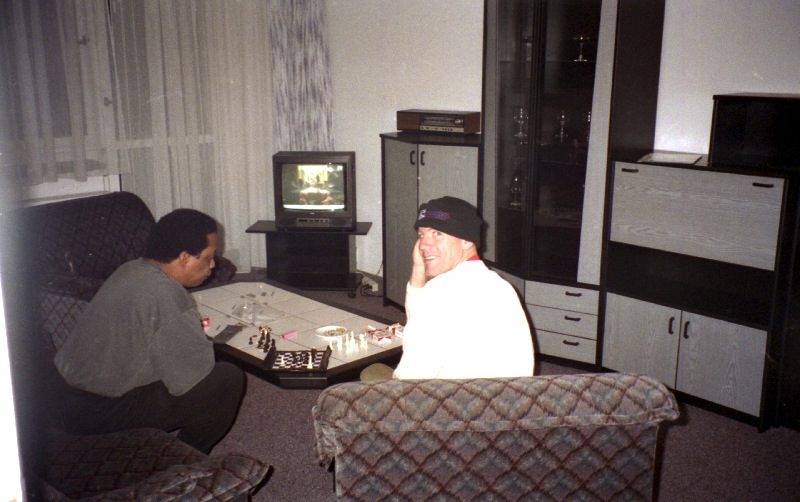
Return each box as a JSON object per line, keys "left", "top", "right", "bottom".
{"left": 57, "top": 362, "right": 245, "bottom": 454}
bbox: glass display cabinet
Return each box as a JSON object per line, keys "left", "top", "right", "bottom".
{"left": 492, "top": 0, "right": 600, "bottom": 281}
{"left": 482, "top": 0, "right": 665, "bottom": 286}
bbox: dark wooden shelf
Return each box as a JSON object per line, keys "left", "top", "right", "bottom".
{"left": 247, "top": 221, "right": 371, "bottom": 291}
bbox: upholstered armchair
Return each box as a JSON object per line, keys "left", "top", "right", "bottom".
{"left": 1, "top": 191, "right": 258, "bottom": 499}
{"left": 313, "top": 373, "right": 679, "bottom": 501}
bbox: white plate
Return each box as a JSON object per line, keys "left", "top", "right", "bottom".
{"left": 315, "top": 325, "right": 348, "bottom": 338}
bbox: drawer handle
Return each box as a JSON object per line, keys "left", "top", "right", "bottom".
{"left": 668, "top": 316, "right": 675, "bottom": 335}
{"left": 752, "top": 182, "right": 774, "bottom": 188}
{"left": 683, "top": 321, "right": 691, "bottom": 339}
{"left": 564, "top": 315, "right": 581, "bottom": 322}
{"left": 564, "top": 291, "right": 582, "bottom": 297}
{"left": 620, "top": 167, "right": 639, "bottom": 173}
{"left": 562, "top": 340, "right": 580, "bottom": 346}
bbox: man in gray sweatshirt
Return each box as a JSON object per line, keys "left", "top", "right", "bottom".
{"left": 54, "top": 208, "right": 243, "bottom": 453}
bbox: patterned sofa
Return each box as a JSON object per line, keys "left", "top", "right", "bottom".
{"left": 1, "top": 192, "right": 266, "bottom": 500}
{"left": 313, "top": 373, "right": 680, "bottom": 501}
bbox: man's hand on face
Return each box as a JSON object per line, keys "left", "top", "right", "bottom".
{"left": 409, "top": 238, "right": 427, "bottom": 288}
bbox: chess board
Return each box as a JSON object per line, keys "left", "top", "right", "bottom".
{"left": 264, "top": 346, "right": 332, "bottom": 373}
{"left": 191, "top": 280, "right": 403, "bottom": 388}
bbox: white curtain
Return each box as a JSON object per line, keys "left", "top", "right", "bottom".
{"left": 1, "top": 0, "right": 118, "bottom": 185}
{"left": 2, "top": 0, "right": 333, "bottom": 271}
{"left": 110, "top": 0, "right": 333, "bottom": 271}
{"left": 109, "top": 0, "right": 276, "bottom": 271}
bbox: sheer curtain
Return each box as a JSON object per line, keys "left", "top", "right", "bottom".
{"left": 110, "top": 0, "right": 333, "bottom": 271}
{"left": 2, "top": 0, "right": 332, "bottom": 270}
{"left": 1, "top": 0, "right": 118, "bottom": 186}
{"left": 110, "top": 0, "right": 275, "bottom": 270}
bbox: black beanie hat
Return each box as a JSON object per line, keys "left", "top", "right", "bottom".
{"left": 413, "top": 196, "right": 483, "bottom": 246}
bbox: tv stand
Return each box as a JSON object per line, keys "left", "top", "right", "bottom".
{"left": 246, "top": 220, "right": 371, "bottom": 291}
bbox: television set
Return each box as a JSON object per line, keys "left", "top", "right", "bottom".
{"left": 272, "top": 151, "right": 357, "bottom": 229}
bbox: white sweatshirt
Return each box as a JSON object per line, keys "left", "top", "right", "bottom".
{"left": 393, "top": 260, "right": 534, "bottom": 380}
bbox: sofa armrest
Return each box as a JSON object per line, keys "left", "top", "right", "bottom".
{"left": 83, "top": 453, "right": 271, "bottom": 501}
{"left": 34, "top": 428, "right": 270, "bottom": 501}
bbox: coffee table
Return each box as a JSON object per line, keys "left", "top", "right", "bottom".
{"left": 192, "top": 280, "right": 403, "bottom": 388}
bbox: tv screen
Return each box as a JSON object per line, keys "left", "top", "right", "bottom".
{"left": 273, "top": 151, "right": 356, "bottom": 229}
{"left": 280, "top": 162, "right": 345, "bottom": 210}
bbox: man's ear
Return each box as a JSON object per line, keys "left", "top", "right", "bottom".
{"left": 177, "top": 251, "right": 192, "bottom": 267}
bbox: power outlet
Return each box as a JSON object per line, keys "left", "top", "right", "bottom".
{"left": 361, "top": 276, "right": 379, "bottom": 292}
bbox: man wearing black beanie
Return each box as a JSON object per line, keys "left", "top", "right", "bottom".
{"left": 385, "top": 196, "right": 534, "bottom": 380}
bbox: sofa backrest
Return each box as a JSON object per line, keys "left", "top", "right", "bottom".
{"left": 16, "top": 191, "right": 155, "bottom": 281}
{"left": 313, "top": 372, "right": 680, "bottom": 501}
{"left": 4, "top": 192, "right": 155, "bottom": 350}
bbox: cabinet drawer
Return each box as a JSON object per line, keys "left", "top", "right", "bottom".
{"left": 526, "top": 305, "right": 598, "bottom": 340}
{"left": 525, "top": 281, "right": 598, "bottom": 314}
{"left": 535, "top": 330, "right": 596, "bottom": 364}
{"left": 611, "top": 162, "right": 784, "bottom": 270}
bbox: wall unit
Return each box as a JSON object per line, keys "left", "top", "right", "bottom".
{"left": 602, "top": 161, "right": 787, "bottom": 421}
{"left": 380, "top": 132, "right": 481, "bottom": 307}
{"left": 481, "top": 0, "right": 664, "bottom": 366}
{"left": 481, "top": 0, "right": 665, "bottom": 287}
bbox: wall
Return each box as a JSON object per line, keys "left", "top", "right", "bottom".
{"left": 327, "top": 0, "right": 800, "bottom": 278}
{"left": 326, "top": 0, "right": 484, "bottom": 277}
{"left": 654, "top": 0, "right": 800, "bottom": 153}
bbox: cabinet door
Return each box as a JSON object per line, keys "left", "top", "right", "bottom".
{"left": 611, "top": 162, "right": 784, "bottom": 270}
{"left": 677, "top": 313, "right": 767, "bottom": 416}
{"left": 603, "top": 293, "right": 680, "bottom": 387}
{"left": 383, "top": 138, "right": 419, "bottom": 306}
{"left": 418, "top": 144, "right": 478, "bottom": 206}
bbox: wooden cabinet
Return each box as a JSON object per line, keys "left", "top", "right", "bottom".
{"left": 604, "top": 293, "right": 767, "bottom": 416}
{"left": 603, "top": 161, "right": 786, "bottom": 421}
{"left": 381, "top": 132, "right": 480, "bottom": 307}
{"left": 524, "top": 281, "right": 598, "bottom": 364}
{"left": 246, "top": 221, "right": 371, "bottom": 291}
{"left": 481, "top": 0, "right": 665, "bottom": 286}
